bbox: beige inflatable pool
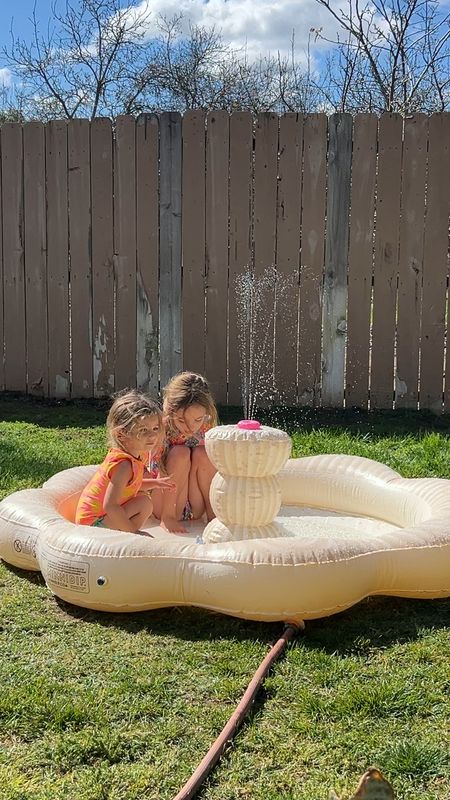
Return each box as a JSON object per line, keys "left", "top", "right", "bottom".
{"left": 0, "top": 423, "right": 449, "bottom": 622}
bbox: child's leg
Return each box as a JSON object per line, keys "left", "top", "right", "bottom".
{"left": 167, "top": 446, "right": 191, "bottom": 517}
{"left": 103, "top": 494, "right": 153, "bottom": 531}
{"left": 187, "top": 458, "right": 206, "bottom": 519}
{"left": 152, "top": 446, "right": 190, "bottom": 530}
{"left": 189, "top": 447, "right": 216, "bottom": 521}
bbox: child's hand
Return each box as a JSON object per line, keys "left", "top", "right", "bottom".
{"left": 142, "top": 476, "right": 176, "bottom": 492}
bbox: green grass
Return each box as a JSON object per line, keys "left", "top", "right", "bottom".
{"left": 0, "top": 396, "right": 449, "bottom": 800}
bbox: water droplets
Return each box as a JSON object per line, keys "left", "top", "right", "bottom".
{"left": 235, "top": 266, "right": 296, "bottom": 419}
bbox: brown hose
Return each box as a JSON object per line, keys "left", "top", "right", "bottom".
{"left": 172, "top": 622, "right": 302, "bottom": 800}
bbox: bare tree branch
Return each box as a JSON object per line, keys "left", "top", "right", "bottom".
{"left": 316, "top": 0, "right": 450, "bottom": 113}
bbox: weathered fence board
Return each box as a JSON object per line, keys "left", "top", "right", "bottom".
{"left": 205, "top": 111, "right": 229, "bottom": 405}
{"left": 254, "top": 114, "right": 278, "bottom": 275}
{"left": 136, "top": 114, "right": 159, "bottom": 396}
{"left": 46, "top": 120, "right": 70, "bottom": 398}
{"left": 1, "top": 113, "right": 450, "bottom": 412}
{"left": 114, "top": 116, "right": 137, "bottom": 391}
{"left": 322, "top": 113, "right": 352, "bottom": 408}
{"left": 228, "top": 111, "right": 252, "bottom": 406}
{"left": 159, "top": 112, "right": 182, "bottom": 389}
{"left": 346, "top": 114, "right": 377, "bottom": 409}
{"left": 182, "top": 111, "right": 206, "bottom": 379}
{"left": 396, "top": 114, "right": 427, "bottom": 410}
{"left": 298, "top": 114, "right": 327, "bottom": 406}
{"left": 422, "top": 113, "right": 450, "bottom": 412}
{"left": 275, "top": 113, "right": 303, "bottom": 405}
{"left": 91, "top": 117, "right": 114, "bottom": 397}
{"left": 371, "top": 114, "right": 403, "bottom": 410}
{"left": 253, "top": 114, "right": 278, "bottom": 407}
{"left": 23, "top": 123, "right": 48, "bottom": 396}
{"left": 68, "top": 119, "right": 93, "bottom": 397}
{"left": 2, "top": 123, "right": 26, "bottom": 392}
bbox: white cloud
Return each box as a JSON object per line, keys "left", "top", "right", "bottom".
{"left": 131, "top": 0, "right": 337, "bottom": 61}
{"left": 0, "top": 67, "right": 12, "bottom": 87}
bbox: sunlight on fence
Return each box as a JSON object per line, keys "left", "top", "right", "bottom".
{"left": 0, "top": 112, "right": 449, "bottom": 411}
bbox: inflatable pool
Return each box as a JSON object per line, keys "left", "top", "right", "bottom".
{"left": 0, "top": 423, "right": 449, "bottom": 621}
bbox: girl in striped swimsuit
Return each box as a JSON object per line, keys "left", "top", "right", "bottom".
{"left": 151, "top": 372, "right": 218, "bottom": 533}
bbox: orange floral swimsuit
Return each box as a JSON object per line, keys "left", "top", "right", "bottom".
{"left": 75, "top": 448, "right": 150, "bottom": 526}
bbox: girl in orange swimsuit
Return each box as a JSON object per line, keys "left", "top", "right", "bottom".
{"left": 75, "top": 390, "right": 175, "bottom": 533}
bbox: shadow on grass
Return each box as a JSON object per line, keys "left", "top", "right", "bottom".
{"left": 51, "top": 592, "right": 450, "bottom": 653}
{"left": 208, "top": 404, "right": 450, "bottom": 439}
{"left": 3, "top": 394, "right": 450, "bottom": 437}
{"left": 0, "top": 393, "right": 106, "bottom": 429}
{"left": 2, "top": 561, "right": 46, "bottom": 586}
{"left": 303, "top": 595, "right": 450, "bottom": 655}
{"left": 258, "top": 406, "right": 450, "bottom": 439}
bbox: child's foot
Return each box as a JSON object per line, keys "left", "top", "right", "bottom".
{"left": 161, "top": 517, "right": 187, "bottom": 534}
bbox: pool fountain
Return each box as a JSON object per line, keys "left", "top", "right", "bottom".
{"left": 203, "top": 419, "right": 291, "bottom": 543}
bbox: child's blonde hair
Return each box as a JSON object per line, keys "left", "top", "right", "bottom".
{"left": 106, "top": 389, "right": 164, "bottom": 449}
{"left": 163, "top": 372, "right": 218, "bottom": 426}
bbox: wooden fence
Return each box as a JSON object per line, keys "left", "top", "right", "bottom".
{"left": 0, "top": 112, "right": 449, "bottom": 411}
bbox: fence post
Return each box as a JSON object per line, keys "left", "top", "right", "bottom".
{"left": 69, "top": 118, "right": 93, "bottom": 398}
{"left": 321, "top": 112, "right": 352, "bottom": 408}
{"left": 346, "top": 114, "right": 377, "bottom": 410}
{"left": 91, "top": 117, "right": 114, "bottom": 397}
{"left": 136, "top": 113, "right": 160, "bottom": 396}
{"left": 46, "top": 120, "right": 70, "bottom": 398}
{"left": 159, "top": 112, "right": 182, "bottom": 387}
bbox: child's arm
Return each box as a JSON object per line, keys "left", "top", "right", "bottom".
{"left": 141, "top": 475, "right": 176, "bottom": 492}
{"left": 103, "top": 461, "right": 138, "bottom": 532}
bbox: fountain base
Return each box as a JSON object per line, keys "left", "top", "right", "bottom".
{"left": 203, "top": 519, "right": 285, "bottom": 544}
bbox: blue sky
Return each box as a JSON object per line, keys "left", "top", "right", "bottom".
{"left": 0, "top": 1, "right": 56, "bottom": 49}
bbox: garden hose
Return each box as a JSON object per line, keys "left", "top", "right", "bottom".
{"left": 172, "top": 621, "right": 303, "bottom": 800}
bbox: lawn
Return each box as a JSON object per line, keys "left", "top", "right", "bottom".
{"left": 0, "top": 396, "right": 449, "bottom": 800}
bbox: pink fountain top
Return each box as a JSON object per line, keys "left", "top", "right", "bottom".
{"left": 237, "top": 419, "right": 261, "bottom": 430}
